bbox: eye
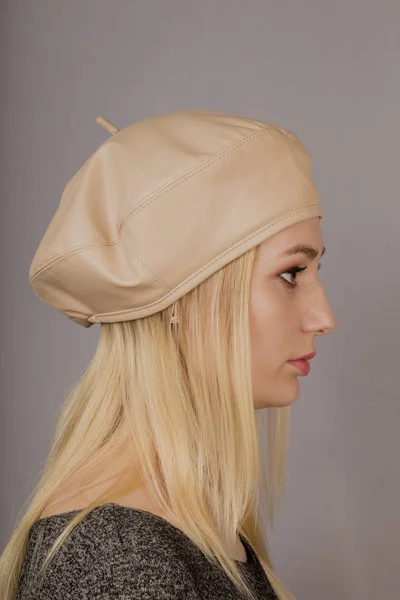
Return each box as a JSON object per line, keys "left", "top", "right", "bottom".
{"left": 280, "top": 263, "right": 322, "bottom": 287}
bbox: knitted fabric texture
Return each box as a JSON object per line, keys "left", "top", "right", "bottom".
{"left": 16, "top": 503, "right": 278, "bottom": 599}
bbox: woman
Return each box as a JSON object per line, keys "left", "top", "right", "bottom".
{"left": 0, "top": 109, "right": 336, "bottom": 600}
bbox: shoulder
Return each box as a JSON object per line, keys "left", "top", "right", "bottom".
{"left": 25, "top": 504, "right": 199, "bottom": 599}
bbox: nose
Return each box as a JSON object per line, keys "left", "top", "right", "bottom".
{"left": 315, "top": 307, "right": 337, "bottom": 336}
{"left": 303, "top": 286, "right": 338, "bottom": 336}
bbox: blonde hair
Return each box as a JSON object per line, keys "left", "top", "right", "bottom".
{"left": 0, "top": 243, "right": 296, "bottom": 600}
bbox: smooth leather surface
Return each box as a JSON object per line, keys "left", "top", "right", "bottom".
{"left": 29, "top": 109, "right": 322, "bottom": 328}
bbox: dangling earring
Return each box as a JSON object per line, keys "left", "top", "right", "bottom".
{"left": 170, "top": 315, "right": 180, "bottom": 330}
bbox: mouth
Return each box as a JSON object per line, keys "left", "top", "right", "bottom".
{"left": 287, "top": 359, "right": 311, "bottom": 376}
{"left": 293, "top": 352, "right": 316, "bottom": 361}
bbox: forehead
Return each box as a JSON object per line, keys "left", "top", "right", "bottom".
{"left": 258, "top": 217, "right": 324, "bottom": 260}
{"left": 261, "top": 217, "right": 323, "bottom": 250}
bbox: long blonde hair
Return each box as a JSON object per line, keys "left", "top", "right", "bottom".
{"left": 0, "top": 242, "right": 296, "bottom": 600}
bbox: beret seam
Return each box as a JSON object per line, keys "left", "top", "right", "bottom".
{"left": 29, "top": 124, "right": 287, "bottom": 281}
{"left": 91, "top": 205, "right": 321, "bottom": 321}
{"left": 119, "top": 125, "right": 292, "bottom": 235}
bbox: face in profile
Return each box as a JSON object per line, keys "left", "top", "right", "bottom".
{"left": 249, "top": 217, "right": 337, "bottom": 409}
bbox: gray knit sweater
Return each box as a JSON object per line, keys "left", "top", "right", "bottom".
{"left": 15, "top": 503, "right": 279, "bottom": 599}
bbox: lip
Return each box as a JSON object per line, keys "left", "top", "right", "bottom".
{"left": 295, "top": 352, "right": 316, "bottom": 361}
{"left": 288, "top": 359, "right": 311, "bottom": 376}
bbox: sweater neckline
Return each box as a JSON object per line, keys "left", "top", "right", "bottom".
{"left": 32, "top": 502, "right": 255, "bottom": 566}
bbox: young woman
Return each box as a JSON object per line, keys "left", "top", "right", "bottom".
{"left": 0, "top": 109, "right": 336, "bottom": 600}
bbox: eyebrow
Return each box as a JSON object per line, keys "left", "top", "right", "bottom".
{"left": 280, "top": 244, "right": 326, "bottom": 260}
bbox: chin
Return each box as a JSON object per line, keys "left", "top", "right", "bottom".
{"left": 253, "top": 378, "right": 300, "bottom": 409}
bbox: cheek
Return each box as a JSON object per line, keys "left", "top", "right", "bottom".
{"left": 249, "top": 291, "right": 289, "bottom": 362}
{"left": 250, "top": 285, "right": 289, "bottom": 330}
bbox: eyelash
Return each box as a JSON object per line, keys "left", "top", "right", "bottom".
{"left": 280, "top": 263, "right": 322, "bottom": 287}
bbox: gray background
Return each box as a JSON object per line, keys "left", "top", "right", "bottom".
{"left": 1, "top": 1, "right": 399, "bottom": 598}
